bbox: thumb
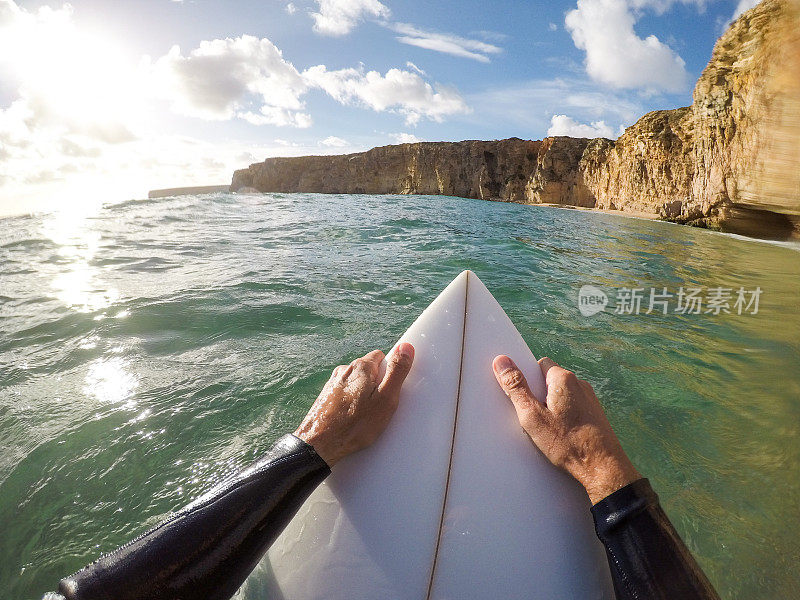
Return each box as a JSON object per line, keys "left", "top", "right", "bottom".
{"left": 378, "top": 342, "right": 415, "bottom": 397}
{"left": 492, "top": 355, "right": 547, "bottom": 427}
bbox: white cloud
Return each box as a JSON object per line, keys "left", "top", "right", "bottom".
{"left": 320, "top": 135, "right": 349, "bottom": 147}
{"left": 405, "top": 61, "right": 425, "bottom": 75}
{"left": 0, "top": 1, "right": 472, "bottom": 206}
{"left": 303, "top": 64, "right": 470, "bottom": 125}
{"left": 547, "top": 114, "right": 616, "bottom": 138}
{"left": 732, "top": 0, "right": 760, "bottom": 19}
{"left": 0, "top": 100, "right": 33, "bottom": 148}
{"left": 390, "top": 132, "right": 423, "bottom": 144}
{"left": 392, "top": 22, "right": 502, "bottom": 63}
{"left": 152, "top": 35, "right": 312, "bottom": 127}
{"left": 0, "top": 0, "right": 21, "bottom": 25}
{"left": 151, "top": 35, "right": 470, "bottom": 127}
{"left": 549, "top": 22, "right": 558, "bottom": 31}
{"left": 565, "top": 0, "right": 688, "bottom": 93}
{"left": 0, "top": 0, "right": 73, "bottom": 30}
{"left": 305, "top": 3, "right": 504, "bottom": 62}
{"left": 311, "top": 0, "right": 390, "bottom": 36}
{"left": 627, "top": 0, "right": 708, "bottom": 14}
{"left": 0, "top": 3, "right": 316, "bottom": 202}
{"left": 238, "top": 109, "right": 312, "bottom": 128}
{"left": 285, "top": 2, "right": 297, "bottom": 14}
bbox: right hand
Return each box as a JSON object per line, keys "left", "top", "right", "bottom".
{"left": 492, "top": 355, "right": 640, "bottom": 504}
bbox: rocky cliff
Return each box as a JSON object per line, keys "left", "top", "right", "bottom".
{"left": 231, "top": 137, "right": 598, "bottom": 206}
{"left": 581, "top": 0, "right": 800, "bottom": 237}
{"left": 232, "top": 0, "right": 800, "bottom": 240}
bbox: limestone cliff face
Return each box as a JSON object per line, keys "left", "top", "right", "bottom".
{"left": 580, "top": 0, "right": 799, "bottom": 236}
{"left": 232, "top": 0, "right": 799, "bottom": 239}
{"left": 232, "top": 139, "right": 543, "bottom": 201}
{"left": 525, "top": 137, "right": 594, "bottom": 207}
{"left": 688, "top": 0, "right": 799, "bottom": 232}
{"left": 232, "top": 137, "right": 597, "bottom": 206}
{"left": 580, "top": 107, "right": 696, "bottom": 216}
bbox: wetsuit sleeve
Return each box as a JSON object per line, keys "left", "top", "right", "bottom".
{"left": 53, "top": 433, "right": 330, "bottom": 600}
{"left": 591, "top": 478, "right": 720, "bottom": 600}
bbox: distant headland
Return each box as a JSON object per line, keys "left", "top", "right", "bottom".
{"left": 228, "top": 0, "right": 799, "bottom": 241}
{"left": 149, "top": 185, "right": 229, "bottom": 199}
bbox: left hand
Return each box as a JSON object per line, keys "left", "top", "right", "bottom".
{"left": 294, "top": 343, "right": 415, "bottom": 466}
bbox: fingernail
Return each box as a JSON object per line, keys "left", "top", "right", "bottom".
{"left": 397, "top": 342, "right": 414, "bottom": 359}
{"left": 493, "top": 355, "right": 514, "bottom": 374}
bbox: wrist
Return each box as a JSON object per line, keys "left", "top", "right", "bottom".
{"left": 294, "top": 427, "right": 340, "bottom": 467}
{"left": 577, "top": 455, "right": 641, "bottom": 505}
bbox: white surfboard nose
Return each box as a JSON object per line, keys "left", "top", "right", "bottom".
{"left": 255, "top": 270, "right": 614, "bottom": 600}
{"left": 429, "top": 270, "right": 610, "bottom": 598}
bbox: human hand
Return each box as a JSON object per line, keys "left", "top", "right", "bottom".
{"left": 294, "top": 343, "right": 415, "bottom": 467}
{"left": 492, "top": 355, "right": 640, "bottom": 504}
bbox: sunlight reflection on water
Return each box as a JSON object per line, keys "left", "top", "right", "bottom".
{"left": 43, "top": 203, "right": 120, "bottom": 312}
{"left": 82, "top": 357, "right": 138, "bottom": 405}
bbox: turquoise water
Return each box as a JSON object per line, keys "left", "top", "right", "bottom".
{"left": 1, "top": 192, "right": 798, "bottom": 599}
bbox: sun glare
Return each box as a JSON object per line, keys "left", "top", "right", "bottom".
{"left": 2, "top": 10, "right": 146, "bottom": 137}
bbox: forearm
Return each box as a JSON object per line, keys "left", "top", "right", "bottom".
{"left": 591, "top": 478, "right": 720, "bottom": 600}
{"left": 54, "top": 434, "right": 329, "bottom": 600}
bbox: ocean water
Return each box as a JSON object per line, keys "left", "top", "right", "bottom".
{"left": 0, "top": 192, "right": 798, "bottom": 599}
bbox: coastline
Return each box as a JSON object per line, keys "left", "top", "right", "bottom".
{"left": 534, "top": 202, "right": 659, "bottom": 221}
{"left": 535, "top": 199, "right": 800, "bottom": 249}
{"left": 227, "top": 0, "right": 799, "bottom": 242}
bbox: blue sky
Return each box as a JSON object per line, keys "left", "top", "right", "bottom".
{"left": 0, "top": 0, "right": 760, "bottom": 213}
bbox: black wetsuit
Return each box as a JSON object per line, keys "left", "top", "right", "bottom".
{"left": 47, "top": 434, "right": 720, "bottom": 600}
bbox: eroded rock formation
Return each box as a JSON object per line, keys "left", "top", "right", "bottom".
{"left": 231, "top": 137, "right": 597, "bottom": 206}
{"left": 232, "top": 0, "right": 800, "bottom": 240}
{"left": 584, "top": 0, "right": 800, "bottom": 236}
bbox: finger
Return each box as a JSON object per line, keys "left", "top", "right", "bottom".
{"left": 493, "top": 355, "right": 547, "bottom": 423}
{"left": 351, "top": 350, "right": 383, "bottom": 367}
{"left": 538, "top": 356, "right": 560, "bottom": 381}
{"left": 538, "top": 356, "right": 575, "bottom": 389}
{"left": 331, "top": 364, "right": 353, "bottom": 383}
{"left": 378, "top": 342, "right": 414, "bottom": 397}
{"left": 362, "top": 349, "right": 385, "bottom": 364}
{"left": 350, "top": 350, "right": 383, "bottom": 380}
{"left": 361, "top": 349, "right": 385, "bottom": 378}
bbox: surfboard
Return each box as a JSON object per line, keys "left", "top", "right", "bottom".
{"left": 247, "top": 270, "right": 614, "bottom": 599}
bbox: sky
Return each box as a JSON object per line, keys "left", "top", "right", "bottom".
{"left": 0, "top": 0, "right": 761, "bottom": 215}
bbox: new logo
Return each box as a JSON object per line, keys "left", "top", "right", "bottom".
{"left": 577, "top": 285, "right": 609, "bottom": 316}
